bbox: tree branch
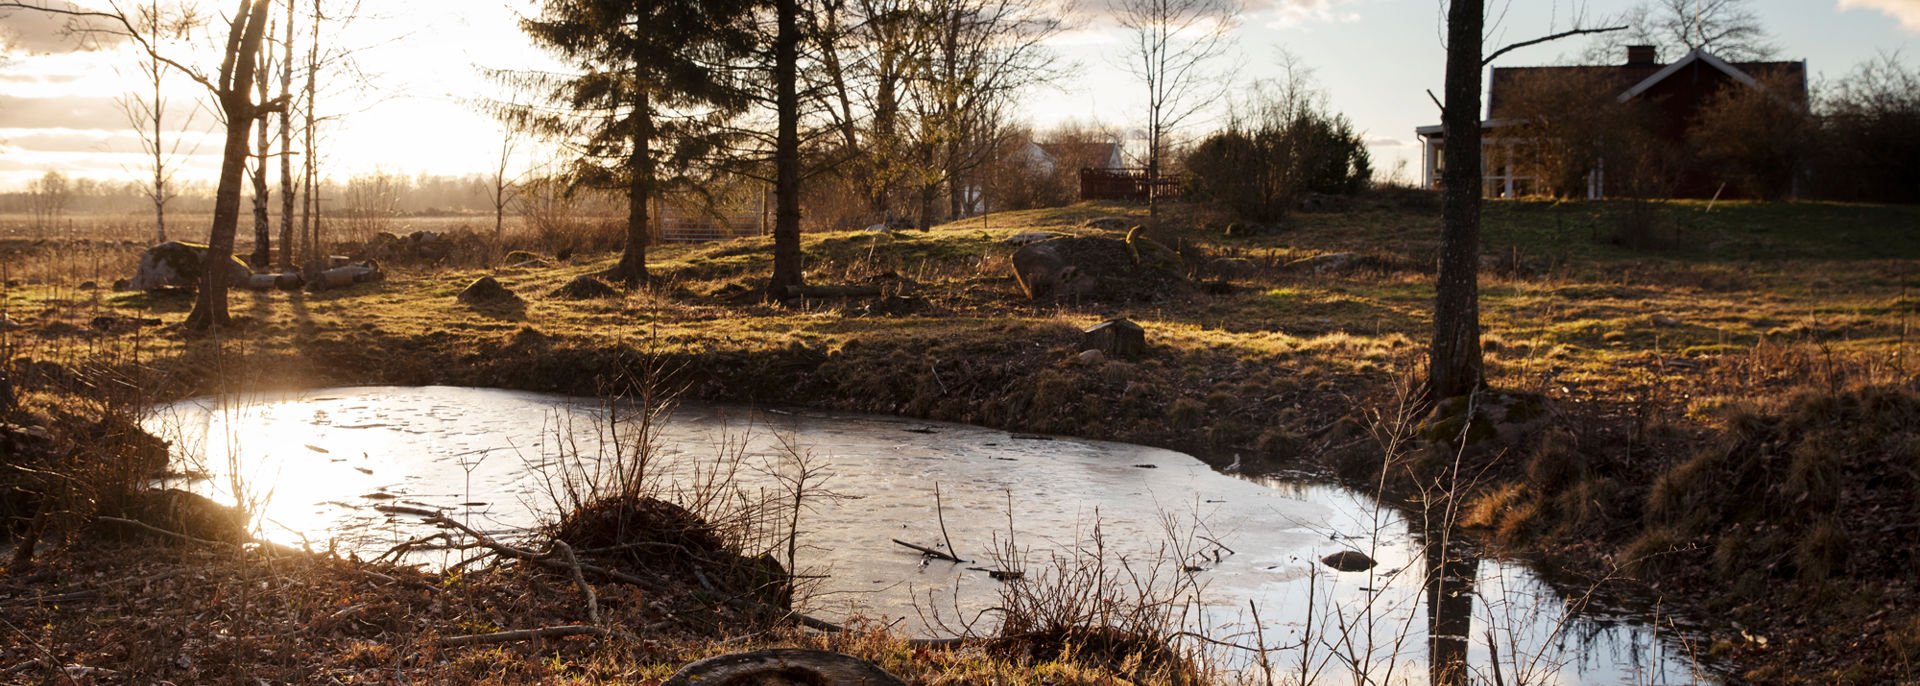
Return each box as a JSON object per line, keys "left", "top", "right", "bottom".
{"left": 1483, "top": 25, "right": 1628, "bottom": 66}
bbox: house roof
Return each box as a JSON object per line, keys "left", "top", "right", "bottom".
{"left": 1485, "top": 49, "right": 1807, "bottom": 119}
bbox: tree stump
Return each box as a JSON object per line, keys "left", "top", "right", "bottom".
{"left": 1083, "top": 318, "right": 1147, "bottom": 360}
{"left": 663, "top": 649, "right": 906, "bottom": 686}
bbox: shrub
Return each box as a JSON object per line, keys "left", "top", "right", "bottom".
{"left": 1184, "top": 82, "right": 1370, "bottom": 222}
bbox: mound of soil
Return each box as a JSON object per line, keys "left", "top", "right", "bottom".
{"left": 551, "top": 495, "right": 788, "bottom": 608}
{"left": 457, "top": 276, "right": 522, "bottom": 306}
{"left": 550, "top": 275, "right": 621, "bottom": 300}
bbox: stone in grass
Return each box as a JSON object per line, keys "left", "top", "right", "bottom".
{"left": 130, "top": 241, "right": 252, "bottom": 291}
{"left": 457, "top": 276, "right": 522, "bottom": 306}
{"left": 551, "top": 274, "right": 620, "bottom": 300}
{"left": 1321, "top": 550, "right": 1377, "bottom": 573}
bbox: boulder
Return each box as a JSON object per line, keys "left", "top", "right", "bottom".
{"left": 664, "top": 649, "right": 906, "bottom": 686}
{"left": 457, "top": 276, "right": 522, "bottom": 305}
{"left": 551, "top": 275, "right": 620, "bottom": 300}
{"left": 1011, "top": 236, "right": 1185, "bottom": 302}
{"left": 1003, "top": 231, "right": 1067, "bottom": 246}
{"left": 1321, "top": 550, "right": 1377, "bottom": 572}
{"left": 130, "top": 242, "right": 252, "bottom": 292}
{"left": 1285, "top": 252, "right": 1358, "bottom": 274}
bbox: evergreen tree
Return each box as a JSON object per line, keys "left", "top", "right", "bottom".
{"left": 511, "top": 0, "right": 759, "bottom": 286}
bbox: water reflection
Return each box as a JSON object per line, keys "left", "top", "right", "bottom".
{"left": 145, "top": 387, "right": 1714, "bottom": 685}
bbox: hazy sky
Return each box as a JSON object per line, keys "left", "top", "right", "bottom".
{"left": 1, "top": 0, "right": 1917, "bottom": 192}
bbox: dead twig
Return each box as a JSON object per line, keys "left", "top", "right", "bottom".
{"left": 892, "top": 538, "right": 964, "bottom": 563}
{"left": 437, "top": 625, "right": 618, "bottom": 648}
{"left": 554, "top": 540, "right": 601, "bottom": 625}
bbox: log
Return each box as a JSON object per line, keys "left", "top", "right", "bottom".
{"left": 892, "top": 538, "right": 963, "bottom": 562}
{"left": 437, "top": 625, "right": 607, "bottom": 648}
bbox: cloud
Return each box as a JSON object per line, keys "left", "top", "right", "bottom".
{"left": 1257, "top": 0, "right": 1362, "bottom": 29}
{"left": 1839, "top": 0, "right": 1920, "bottom": 32}
{"left": 0, "top": 1, "right": 126, "bottom": 54}
{"left": 0, "top": 95, "right": 134, "bottom": 130}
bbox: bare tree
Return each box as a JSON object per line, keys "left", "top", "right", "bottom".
{"left": 248, "top": 12, "right": 276, "bottom": 269}
{"left": 767, "top": 0, "right": 803, "bottom": 299}
{"left": 482, "top": 122, "right": 527, "bottom": 260}
{"left": 275, "top": 0, "right": 294, "bottom": 268}
{"left": 115, "top": 0, "right": 200, "bottom": 245}
{"left": 25, "top": 170, "right": 71, "bottom": 234}
{"left": 1618, "top": 0, "right": 1773, "bottom": 62}
{"left": 1115, "top": 0, "right": 1239, "bottom": 217}
{"left": 3, "top": 0, "right": 286, "bottom": 330}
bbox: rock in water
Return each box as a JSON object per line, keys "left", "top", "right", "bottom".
{"left": 457, "top": 276, "right": 522, "bottom": 306}
{"left": 664, "top": 649, "right": 906, "bottom": 686}
{"left": 1321, "top": 550, "right": 1377, "bottom": 573}
{"left": 130, "top": 241, "right": 252, "bottom": 291}
{"left": 551, "top": 275, "right": 620, "bottom": 300}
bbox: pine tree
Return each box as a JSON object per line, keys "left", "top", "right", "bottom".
{"left": 511, "top": 0, "right": 759, "bottom": 286}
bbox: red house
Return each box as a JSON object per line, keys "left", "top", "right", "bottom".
{"left": 1415, "top": 46, "right": 1808, "bottom": 199}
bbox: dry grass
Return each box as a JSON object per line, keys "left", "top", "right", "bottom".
{"left": 3, "top": 195, "right": 1919, "bottom": 682}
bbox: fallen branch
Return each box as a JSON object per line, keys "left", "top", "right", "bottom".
{"left": 411, "top": 512, "right": 659, "bottom": 589}
{"left": 892, "top": 539, "right": 963, "bottom": 563}
{"left": 554, "top": 540, "right": 601, "bottom": 625}
{"left": 95, "top": 517, "right": 238, "bottom": 549}
{"left": 437, "top": 625, "right": 608, "bottom": 648}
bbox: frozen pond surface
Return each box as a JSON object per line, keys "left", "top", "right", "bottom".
{"left": 148, "top": 386, "right": 1714, "bottom": 685}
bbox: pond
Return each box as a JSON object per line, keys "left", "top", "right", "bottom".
{"left": 146, "top": 386, "right": 1713, "bottom": 685}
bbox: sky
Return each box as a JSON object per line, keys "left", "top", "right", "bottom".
{"left": 1, "top": 0, "right": 1917, "bottom": 192}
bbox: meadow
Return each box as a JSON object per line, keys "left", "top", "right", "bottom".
{"left": 2, "top": 195, "right": 1917, "bottom": 683}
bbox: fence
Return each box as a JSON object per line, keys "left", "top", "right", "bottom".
{"left": 1078, "top": 168, "right": 1181, "bottom": 203}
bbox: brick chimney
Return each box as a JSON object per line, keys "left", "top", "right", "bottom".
{"left": 1626, "top": 45, "right": 1658, "bottom": 67}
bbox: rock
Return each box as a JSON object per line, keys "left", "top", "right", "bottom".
{"left": 78, "top": 281, "right": 97, "bottom": 290}
{"left": 1285, "top": 252, "right": 1358, "bottom": 274}
{"left": 1003, "top": 231, "right": 1067, "bottom": 246}
{"left": 130, "top": 241, "right": 252, "bottom": 291}
{"left": 1083, "top": 216, "right": 1133, "bottom": 232}
{"left": 112, "top": 278, "right": 131, "bottom": 291}
{"left": 1076, "top": 349, "right": 1106, "bottom": 365}
{"left": 863, "top": 218, "right": 915, "bottom": 233}
{"left": 1321, "top": 550, "right": 1377, "bottom": 572}
{"left": 551, "top": 275, "right": 620, "bottom": 300}
{"left": 1650, "top": 314, "right": 1683, "bottom": 328}
{"left": 1083, "top": 318, "right": 1147, "bottom": 360}
{"left": 311, "top": 262, "right": 384, "bottom": 291}
{"left": 664, "top": 649, "right": 906, "bottom": 686}
{"left": 1205, "top": 257, "right": 1258, "bottom": 280}
{"left": 1011, "top": 236, "right": 1185, "bottom": 302}
{"left": 457, "top": 276, "right": 522, "bottom": 305}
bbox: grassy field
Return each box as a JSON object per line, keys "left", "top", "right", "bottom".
{"left": 2, "top": 196, "right": 1918, "bottom": 683}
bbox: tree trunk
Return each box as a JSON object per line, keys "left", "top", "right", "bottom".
{"left": 186, "top": 0, "right": 272, "bottom": 332}
{"left": 612, "top": 90, "right": 654, "bottom": 286}
{"left": 766, "top": 0, "right": 804, "bottom": 301}
{"left": 1429, "top": 0, "right": 1486, "bottom": 400}
{"left": 249, "top": 70, "right": 271, "bottom": 269}
{"left": 277, "top": 0, "right": 294, "bottom": 270}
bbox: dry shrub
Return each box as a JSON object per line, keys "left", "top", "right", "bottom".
{"left": 974, "top": 517, "right": 1211, "bottom": 686}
